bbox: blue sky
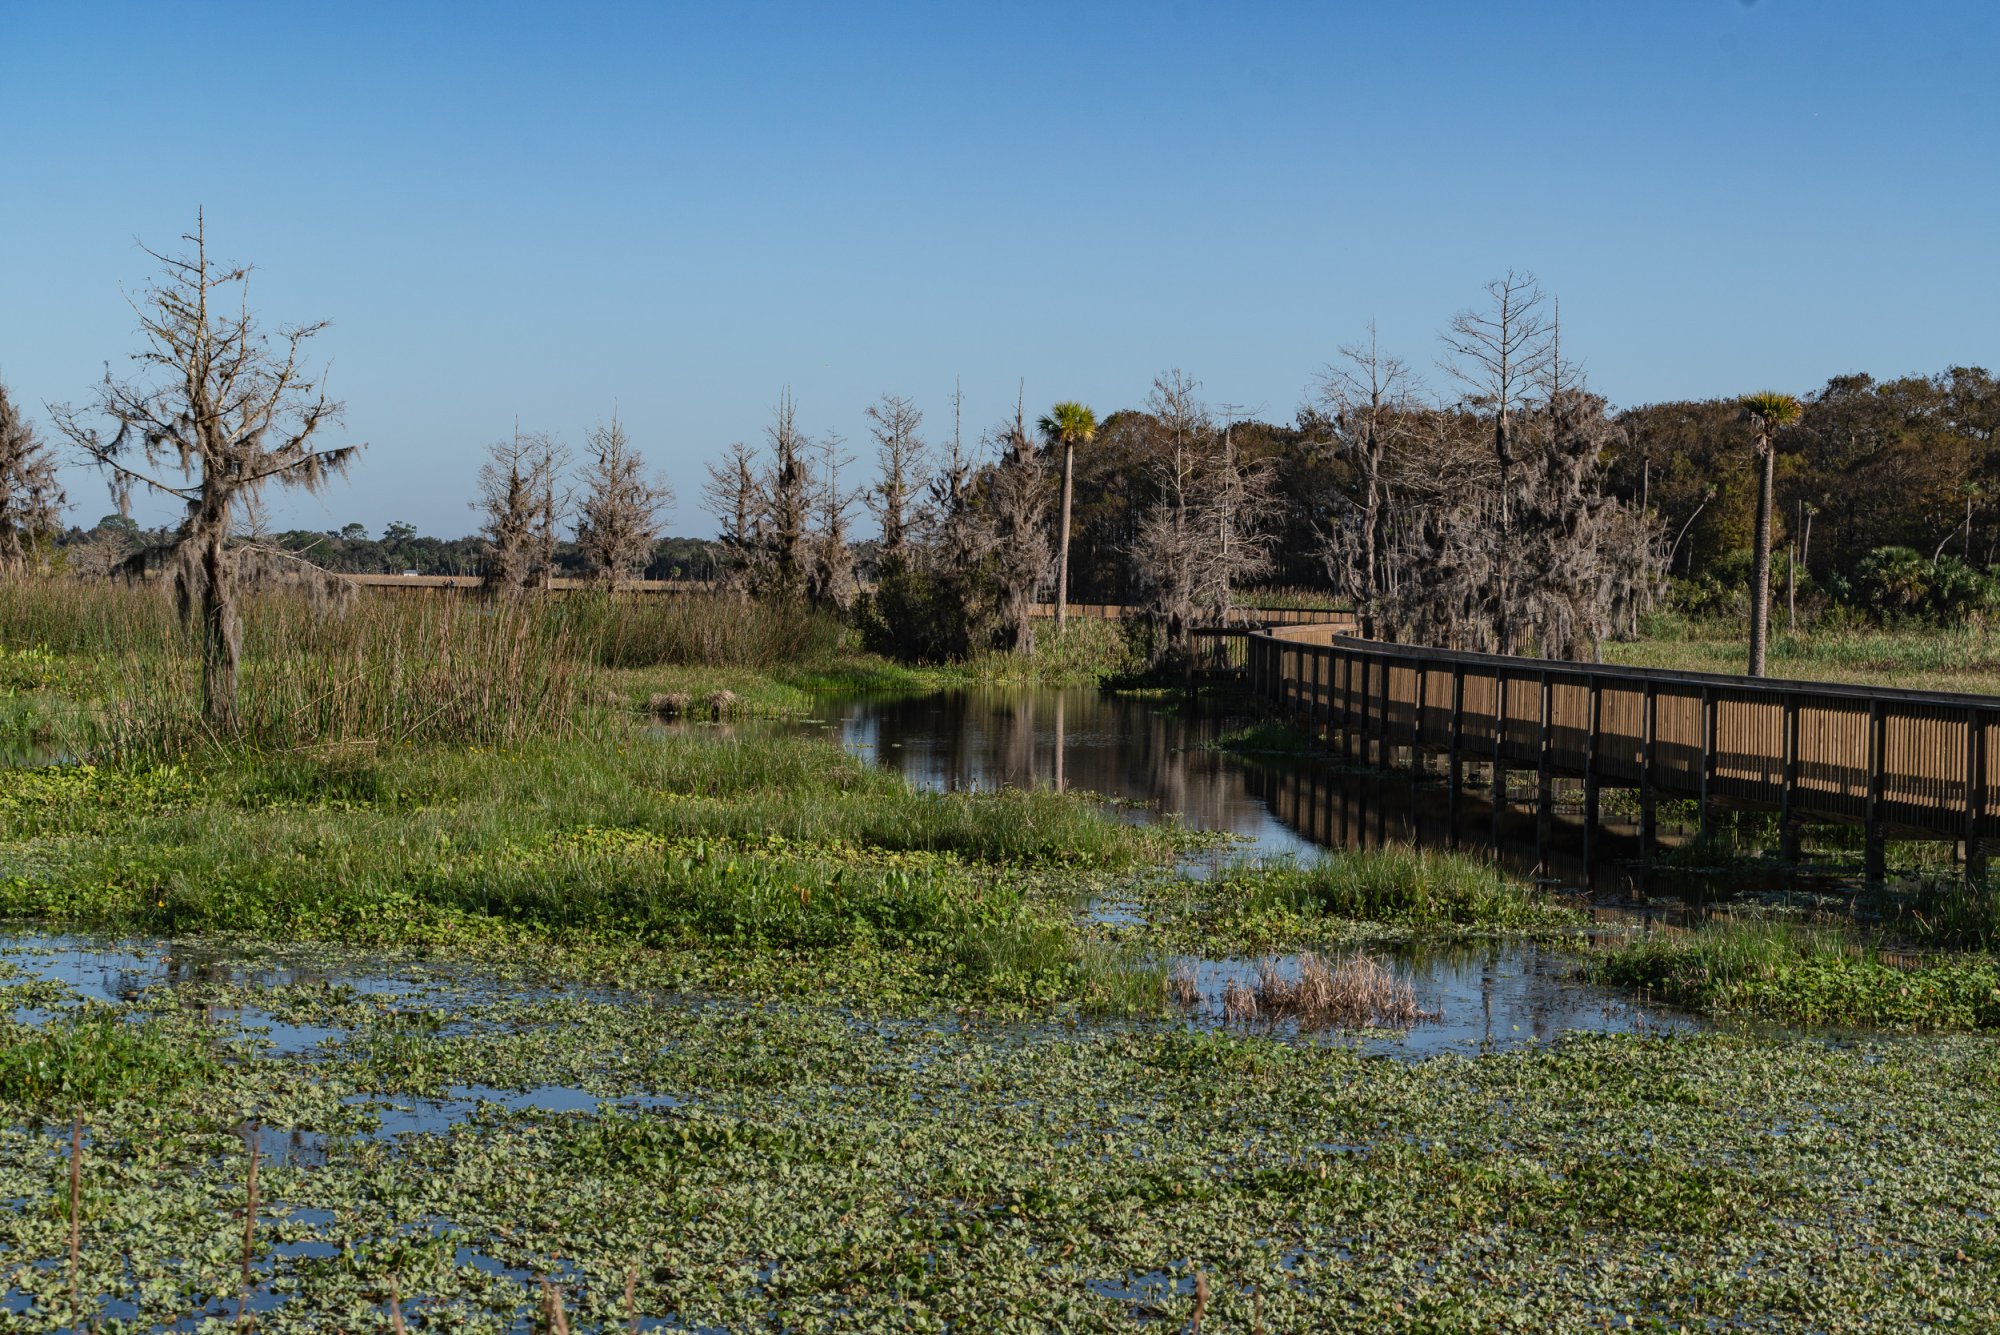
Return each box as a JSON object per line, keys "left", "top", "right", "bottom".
{"left": 2, "top": 1, "right": 1994, "bottom": 537}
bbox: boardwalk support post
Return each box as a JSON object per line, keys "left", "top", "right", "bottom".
{"left": 1535, "top": 672, "right": 1554, "bottom": 864}
{"left": 1447, "top": 666, "right": 1465, "bottom": 848}
{"left": 1864, "top": 700, "right": 1887, "bottom": 885}
{"left": 1582, "top": 678, "right": 1602, "bottom": 869}
{"left": 1491, "top": 672, "right": 1509, "bottom": 846}
{"left": 1968, "top": 708, "right": 1988, "bottom": 885}
{"left": 1698, "top": 686, "right": 1717, "bottom": 841}
{"left": 1780, "top": 697, "right": 1801, "bottom": 862}
{"left": 1639, "top": 681, "right": 1658, "bottom": 865}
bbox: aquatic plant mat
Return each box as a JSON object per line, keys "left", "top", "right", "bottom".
{"left": 3, "top": 935, "right": 1999, "bottom": 1330}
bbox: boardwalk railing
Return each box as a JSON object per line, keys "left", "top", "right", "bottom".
{"left": 1248, "top": 624, "right": 1998, "bottom": 881}
{"left": 345, "top": 574, "right": 716, "bottom": 594}
{"left": 1031, "top": 603, "right": 1355, "bottom": 628}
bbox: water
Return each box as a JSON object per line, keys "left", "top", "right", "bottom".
{"left": 1173, "top": 940, "right": 1692, "bottom": 1056}
{"left": 0, "top": 686, "right": 1714, "bottom": 1133}
{"left": 792, "top": 687, "right": 1321, "bottom": 860}
{"left": 789, "top": 686, "right": 1838, "bottom": 910}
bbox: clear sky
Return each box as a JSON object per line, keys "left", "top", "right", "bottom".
{"left": 2, "top": 0, "right": 1994, "bottom": 538}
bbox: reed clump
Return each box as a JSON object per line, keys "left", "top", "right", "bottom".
{"left": 1248, "top": 953, "right": 1437, "bottom": 1030}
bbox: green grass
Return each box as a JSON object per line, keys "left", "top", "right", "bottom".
{"left": 1611, "top": 620, "right": 2000, "bottom": 694}
{"left": 6, "top": 944, "right": 2000, "bottom": 1329}
{"left": 0, "top": 1012, "right": 219, "bottom": 1110}
{"left": 0, "top": 733, "right": 1184, "bottom": 1010}
{"left": 1203, "top": 718, "right": 1318, "bottom": 755}
{"left": 1596, "top": 921, "right": 2000, "bottom": 1029}
{"left": 1134, "top": 848, "right": 1583, "bottom": 954}
{"left": 944, "top": 619, "right": 1144, "bottom": 688}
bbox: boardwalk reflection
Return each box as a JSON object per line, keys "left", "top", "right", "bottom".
{"left": 809, "top": 688, "right": 1702, "bottom": 895}
{"left": 815, "top": 688, "right": 1319, "bottom": 858}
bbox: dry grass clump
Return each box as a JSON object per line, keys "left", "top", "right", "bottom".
{"left": 1167, "top": 963, "right": 1200, "bottom": 1008}
{"left": 648, "top": 691, "right": 692, "bottom": 719}
{"left": 1253, "top": 953, "right": 1437, "bottom": 1031}
{"left": 1222, "top": 976, "right": 1260, "bottom": 1023}
{"left": 703, "top": 688, "right": 739, "bottom": 717}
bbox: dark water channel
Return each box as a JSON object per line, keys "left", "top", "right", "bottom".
{"left": 769, "top": 687, "right": 1712, "bottom": 1051}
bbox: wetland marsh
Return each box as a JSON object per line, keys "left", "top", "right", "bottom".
{"left": 4, "top": 593, "right": 2000, "bottom": 1329}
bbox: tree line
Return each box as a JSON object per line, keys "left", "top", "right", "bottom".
{"left": 4, "top": 213, "right": 1992, "bottom": 726}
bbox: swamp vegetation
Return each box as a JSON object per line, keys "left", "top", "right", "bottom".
{"left": 3, "top": 582, "right": 2000, "bottom": 1329}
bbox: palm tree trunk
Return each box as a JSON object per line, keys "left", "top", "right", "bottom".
{"left": 1056, "top": 440, "right": 1075, "bottom": 629}
{"left": 1749, "top": 439, "right": 1774, "bottom": 677}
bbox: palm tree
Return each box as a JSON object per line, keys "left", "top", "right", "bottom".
{"left": 1740, "top": 391, "right": 1803, "bottom": 677}
{"left": 1037, "top": 401, "right": 1097, "bottom": 629}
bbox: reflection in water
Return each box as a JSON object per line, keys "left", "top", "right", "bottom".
{"left": 798, "top": 688, "right": 1319, "bottom": 860}
{"left": 801, "top": 687, "right": 1771, "bottom": 907}
{"left": 1176, "top": 940, "right": 1691, "bottom": 1056}
{"left": 792, "top": 687, "right": 1757, "bottom": 1046}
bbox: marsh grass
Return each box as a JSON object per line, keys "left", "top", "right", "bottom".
{"left": 1610, "top": 621, "right": 2000, "bottom": 693}
{"left": 1198, "top": 849, "right": 1577, "bottom": 948}
{"left": 0, "top": 580, "right": 877, "bottom": 757}
{"left": 1204, "top": 720, "right": 1317, "bottom": 756}
{"left": 1596, "top": 921, "right": 2000, "bottom": 1029}
{"left": 954, "top": 619, "right": 1143, "bottom": 687}
{"left": 0, "top": 733, "right": 1181, "bottom": 1008}
{"left": 1894, "top": 872, "right": 2000, "bottom": 950}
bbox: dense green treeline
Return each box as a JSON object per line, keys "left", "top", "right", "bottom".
{"left": 1612, "top": 367, "right": 2000, "bottom": 619}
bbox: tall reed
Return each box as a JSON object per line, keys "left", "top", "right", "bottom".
{"left": 1, "top": 580, "right": 589, "bottom": 757}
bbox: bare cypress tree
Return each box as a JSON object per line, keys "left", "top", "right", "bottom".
{"left": 701, "top": 440, "right": 764, "bottom": 594}
{"left": 981, "top": 388, "right": 1052, "bottom": 654}
{"left": 807, "top": 429, "right": 859, "bottom": 610}
{"left": 1312, "top": 325, "right": 1416, "bottom": 637}
{"left": 475, "top": 428, "right": 565, "bottom": 594}
{"left": 910, "top": 378, "right": 994, "bottom": 657}
{"left": 0, "top": 376, "right": 65, "bottom": 575}
{"left": 763, "top": 391, "right": 813, "bottom": 602}
{"left": 1128, "top": 372, "right": 1277, "bottom": 662}
{"left": 52, "top": 212, "right": 358, "bottom": 728}
{"left": 575, "top": 413, "right": 673, "bottom": 587}
{"left": 1355, "top": 292, "right": 1663, "bottom": 660}
{"left": 1439, "top": 271, "right": 1554, "bottom": 654}
{"left": 864, "top": 393, "right": 927, "bottom": 568}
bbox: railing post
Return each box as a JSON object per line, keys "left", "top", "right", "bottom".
{"left": 1640, "top": 680, "right": 1658, "bottom": 865}
{"left": 1780, "top": 696, "right": 1801, "bottom": 861}
{"left": 1319, "top": 648, "right": 1331, "bottom": 745}
{"left": 1864, "top": 700, "right": 1887, "bottom": 885}
{"left": 1698, "top": 685, "right": 1716, "bottom": 841}
{"left": 1491, "top": 670, "right": 1509, "bottom": 846}
{"left": 1447, "top": 666, "right": 1465, "bottom": 848}
{"left": 1370, "top": 653, "right": 1385, "bottom": 768}
{"left": 1582, "top": 677, "right": 1602, "bottom": 869}
{"left": 1535, "top": 671, "right": 1553, "bottom": 863}
{"left": 1968, "top": 707, "right": 1988, "bottom": 884}
{"left": 1350, "top": 653, "right": 1366, "bottom": 763}
{"left": 1412, "top": 664, "right": 1428, "bottom": 769}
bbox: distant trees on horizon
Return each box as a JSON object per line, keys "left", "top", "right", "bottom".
{"left": 12, "top": 212, "right": 2000, "bottom": 678}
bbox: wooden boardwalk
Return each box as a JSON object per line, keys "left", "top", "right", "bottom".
{"left": 1248, "top": 623, "right": 2000, "bottom": 882}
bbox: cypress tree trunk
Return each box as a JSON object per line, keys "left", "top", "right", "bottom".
{"left": 201, "top": 532, "right": 242, "bottom": 730}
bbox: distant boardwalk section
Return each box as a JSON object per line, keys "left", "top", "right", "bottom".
{"left": 1249, "top": 624, "right": 2000, "bottom": 883}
